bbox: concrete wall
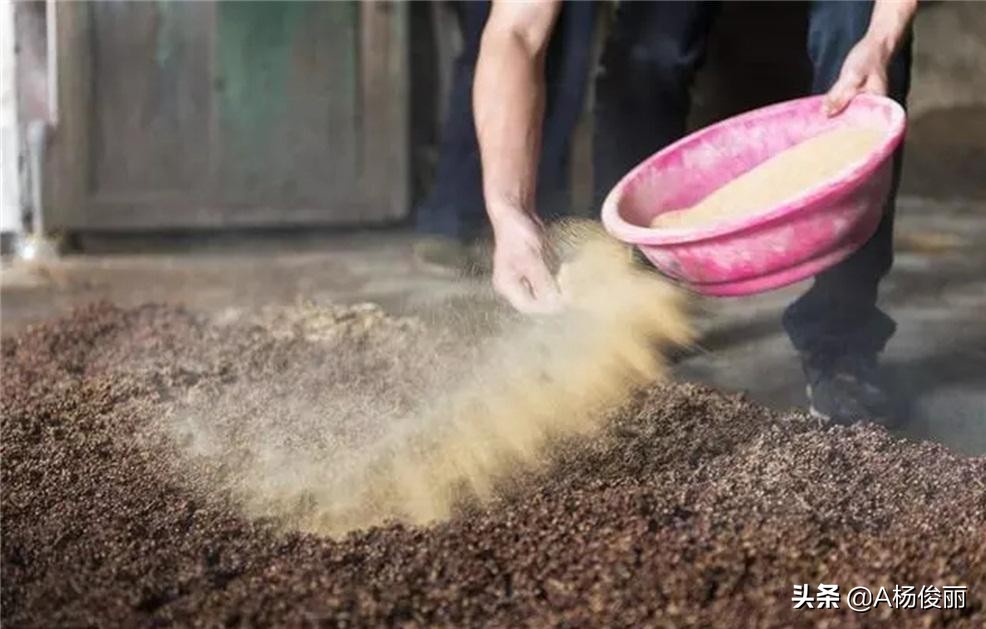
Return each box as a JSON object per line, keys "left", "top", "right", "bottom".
{"left": 0, "top": 0, "right": 49, "bottom": 237}
{"left": 910, "top": 1, "right": 986, "bottom": 118}
{"left": 903, "top": 1, "right": 986, "bottom": 200}
{"left": 0, "top": 0, "right": 22, "bottom": 233}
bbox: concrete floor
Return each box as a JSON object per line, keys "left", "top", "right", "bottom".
{"left": 3, "top": 195, "right": 985, "bottom": 455}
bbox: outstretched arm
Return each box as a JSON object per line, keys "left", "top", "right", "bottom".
{"left": 474, "top": 0, "right": 562, "bottom": 313}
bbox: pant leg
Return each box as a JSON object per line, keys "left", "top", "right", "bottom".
{"left": 415, "top": 1, "right": 489, "bottom": 241}
{"left": 538, "top": 1, "right": 598, "bottom": 219}
{"left": 593, "top": 1, "right": 720, "bottom": 208}
{"left": 782, "top": 0, "right": 913, "bottom": 358}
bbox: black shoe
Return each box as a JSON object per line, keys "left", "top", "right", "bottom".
{"left": 802, "top": 352, "right": 892, "bottom": 426}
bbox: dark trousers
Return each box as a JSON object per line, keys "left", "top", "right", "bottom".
{"left": 417, "top": 0, "right": 597, "bottom": 241}
{"left": 595, "top": 1, "right": 912, "bottom": 359}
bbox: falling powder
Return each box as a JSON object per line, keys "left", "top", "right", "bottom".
{"left": 301, "top": 223, "right": 694, "bottom": 535}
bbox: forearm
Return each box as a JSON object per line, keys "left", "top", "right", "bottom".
{"left": 866, "top": 0, "right": 918, "bottom": 58}
{"left": 473, "top": 2, "right": 559, "bottom": 230}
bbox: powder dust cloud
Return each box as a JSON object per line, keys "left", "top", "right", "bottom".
{"left": 167, "top": 221, "right": 694, "bottom": 537}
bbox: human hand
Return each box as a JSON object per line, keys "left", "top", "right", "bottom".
{"left": 824, "top": 35, "right": 891, "bottom": 117}
{"left": 490, "top": 211, "right": 562, "bottom": 314}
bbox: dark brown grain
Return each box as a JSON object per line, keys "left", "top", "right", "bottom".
{"left": 2, "top": 303, "right": 983, "bottom": 628}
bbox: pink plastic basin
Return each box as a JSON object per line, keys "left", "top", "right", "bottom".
{"left": 601, "top": 94, "right": 906, "bottom": 296}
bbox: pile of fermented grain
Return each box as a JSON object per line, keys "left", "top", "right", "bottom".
{"left": 3, "top": 296, "right": 984, "bottom": 626}
{"left": 651, "top": 126, "right": 882, "bottom": 229}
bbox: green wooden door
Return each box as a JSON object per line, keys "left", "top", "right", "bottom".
{"left": 46, "top": 0, "right": 408, "bottom": 230}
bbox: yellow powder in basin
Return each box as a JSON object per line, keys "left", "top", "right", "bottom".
{"left": 650, "top": 126, "right": 883, "bottom": 229}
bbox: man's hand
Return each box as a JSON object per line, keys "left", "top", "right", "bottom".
{"left": 824, "top": 0, "right": 917, "bottom": 117}
{"left": 824, "top": 36, "right": 891, "bottom": 116}
{"left": 491, "top": 211, "right": 562, "bottom": 314}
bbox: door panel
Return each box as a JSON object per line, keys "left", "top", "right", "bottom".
{"left": 46, "top": 0, "right": 408, "bottom": 230}
{"left": 90, "top": 1, "right": 213, "bottom": 197}
{"left": 214, "top": 1, "right": 359, "bottom": 207}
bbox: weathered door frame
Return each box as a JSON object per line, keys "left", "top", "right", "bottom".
{"left": 43, "top": 0, "right": 409, "bottom": 231}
